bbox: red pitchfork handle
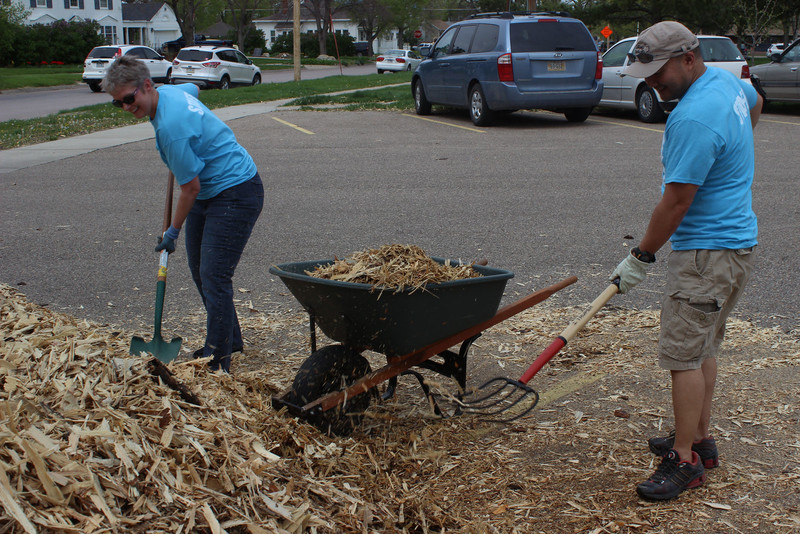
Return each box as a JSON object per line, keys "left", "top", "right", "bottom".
{"left": 519, "top": 282, "right": 619, "bottom": 384}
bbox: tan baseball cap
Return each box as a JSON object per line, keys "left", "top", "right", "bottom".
{"left": 622, "top": 21, "right": 699, "bottom": 78}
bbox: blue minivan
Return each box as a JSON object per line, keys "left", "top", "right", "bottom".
{"left": 412, "top": 12, "right": 603, "bottom": 126}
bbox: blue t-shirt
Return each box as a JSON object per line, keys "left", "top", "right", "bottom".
{"left": 151, "top": 84, "right": 257, "bottom": 200}
{"left": 661, "top": 67, "right": 758, "bottom": 250}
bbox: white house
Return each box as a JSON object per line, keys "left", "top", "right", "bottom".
{"left": 121, "top": 2, "right": 180, "bottom": 49}
{"left": 17, "top": 0, "right": 179, "bottom": 48}
{"left": 20, "top": 0, "right": 123, "bottom": 43}
{"left": 253, "top": 5, "right": 401, "bottom": 54}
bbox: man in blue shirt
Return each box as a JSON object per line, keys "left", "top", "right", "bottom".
{"left": 610, "top": 21, "right": 762, "bottom": 500}
{"left": 104, "top": 56, "right": 264, "bottom": 373}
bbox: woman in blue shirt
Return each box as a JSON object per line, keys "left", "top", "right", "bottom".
{"left": 103, "top": 55, "right": 263, "bottom": 373}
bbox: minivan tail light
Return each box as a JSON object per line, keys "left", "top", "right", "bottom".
{"left": 595, "top": 51, "right": 603, "bottom": 79}
{"left": 202, "top": 61, "right": 221, "bottom": 68}
{"left": 497, "top": 53, "right": 513, "bottom": 82}
{"left": 740, "top": 64, "right": 750, "bottom": 79}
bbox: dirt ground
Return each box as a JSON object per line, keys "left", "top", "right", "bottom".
{"left": 2, "top": 284, "right": 799, "bottom": 533}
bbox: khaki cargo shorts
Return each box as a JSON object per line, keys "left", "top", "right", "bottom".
{"left": 658, "top": 247, "right": 755, "bottom": 371}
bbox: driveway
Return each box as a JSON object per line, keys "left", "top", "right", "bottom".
{"left": 1, "top": 106, "right": 797, "bottom": 336}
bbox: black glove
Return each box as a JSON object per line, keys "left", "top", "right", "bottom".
{"left": 155, "top": 225, "right": 180, "bottom": 254}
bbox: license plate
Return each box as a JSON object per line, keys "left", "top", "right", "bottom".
{"left": 547, "top": 61, "right": 565, "bottom": 72}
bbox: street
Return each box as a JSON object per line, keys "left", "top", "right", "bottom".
{"left": 0, "top": 63, "right": 376, "bottom": 122}
{"left": 1, "top": 106, "right": 797, "bottom": 335}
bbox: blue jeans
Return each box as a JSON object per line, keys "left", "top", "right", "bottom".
{"left": 185, "top": 174, "right": 263, "bottom": 372}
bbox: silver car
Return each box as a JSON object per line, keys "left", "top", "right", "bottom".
{"left": 376, "top": 49, "right": 422, "bottom": 73}
{"left": 750, "top": 39, "right": 800, "bottom": 103}
{"left": 600, "top": 35, "right": 751, "bottom": 122}
{"left": 170, "top": 46, "right": 262, "bottom": 89}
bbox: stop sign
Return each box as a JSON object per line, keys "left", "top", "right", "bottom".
{"left": 414, "top": 30, "right": 422, "bottom": 39}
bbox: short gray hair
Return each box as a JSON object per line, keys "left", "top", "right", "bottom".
{"left": 102, "top": 55, "right": 149, "bottom": 94}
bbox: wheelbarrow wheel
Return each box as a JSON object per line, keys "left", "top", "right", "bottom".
{"left": 286, "top": 345, "right": 374, "bottom": 436}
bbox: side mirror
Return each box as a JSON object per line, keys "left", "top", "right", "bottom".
{"left": 419, "top": 44, "right": 432, "bottom": 58}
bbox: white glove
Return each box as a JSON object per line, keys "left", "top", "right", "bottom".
{"left": 610, "top": 253, "right": 650, "bottom": 294}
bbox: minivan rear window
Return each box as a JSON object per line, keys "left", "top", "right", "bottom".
{"left": 510, "top": 21, "right": 595, "bottom": 53}
{"left": 176, "top": 50, "right": 213, "bottom": 61}
{"left": 698, "top": 38, "right": 744, "bottom": 62}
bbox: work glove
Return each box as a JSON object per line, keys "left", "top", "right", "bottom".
{"left": 610, "top": 252, "right": 650, "bottom": 294}
{"left": 155, "top": 225, "right": 180, "bottom": 254}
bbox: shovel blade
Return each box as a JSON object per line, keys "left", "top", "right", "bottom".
{"left": 130, "top": 335, "right": 183, "bottom": 363}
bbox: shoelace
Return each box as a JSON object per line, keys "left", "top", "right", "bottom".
{"left": 649, "top": 455, "right": 680, "bottom": 482}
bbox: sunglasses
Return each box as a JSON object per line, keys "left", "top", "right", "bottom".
{"left": 111, "top": 87, "right": 140, "bottom": 108}
{"left": 627, "top": 45, "right": 698, "bottom": 65}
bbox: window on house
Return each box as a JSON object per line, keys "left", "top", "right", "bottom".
{"left": 36, "top": 0, "right": 47, "bottom": 6}
{"left": 101, "top": 25, "right": 117, "bottom": 44}
{"left": 99, "top": 0, "right": 108, "bottom": 8}
{"left": 270, "top": 30, "right": 276, "bottom": 39}
{"left": 70, "top": 0, "right": 79, "bottom": 7}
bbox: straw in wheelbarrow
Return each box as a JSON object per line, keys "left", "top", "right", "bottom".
{"left": 459, "top": 282, "right": 619, "bottom": 422}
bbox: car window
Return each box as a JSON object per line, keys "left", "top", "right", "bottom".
{"left": 697, "top": 38, "right": 743, "bottom": 62}
{"left": 470, "top": 24, "right": 499, "bottom": 53}
{"left": 216, "top": 50, "right": 236, "bottom": 62}
{"left": 125, "top": 48, "right": 145, "bottom": 59}
{"left": 142, "top": 48, "right": 160, "bottom": 60}
{"left": 235, "top": 50, "right": 249, "bottom": 64}
{"left": 784, "top": 43, "right": 800, "bottom": 62}
{"left": 87, "top": 47, "right": 118, "bottom": 59}
{"left": 176, "top": 49, "right": 213, "bottom": 61}
{"left": 602, "top": 40, "right": 633, "bottom": 67}
{"left": 452, "top": 25, "right": 477, "bottom": 55}
{"left": 432, "top": 26, "right": 457, "bottom": 58}
{"left": 510, "top": 21, "right": 595, "bottom": 53}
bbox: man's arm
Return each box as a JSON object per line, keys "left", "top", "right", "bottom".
{"left": 638, "top": 182, "right": 699, "bottom": 255}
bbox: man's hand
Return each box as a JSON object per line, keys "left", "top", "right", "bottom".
{"left": 610, "top": 252, "right": 650, "bottom": 294}
{"left": 155, "top": 226, "right": 180, "bottom": 254}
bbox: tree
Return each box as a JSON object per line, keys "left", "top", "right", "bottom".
{"left": 384, "top": 0, "right": 432, "bottom": 49}
{"left": 304, "top": 0, "right": 337, "bottom": 56}
{"left": 348, "top": 0, "right": 392, "bottom": 54}
{"left": 164, "top": 0, "right": 204, "bottom": 45}
{"left": 225, "top": 0, "right": 267, "bottom": 50}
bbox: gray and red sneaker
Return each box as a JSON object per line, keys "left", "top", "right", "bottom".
{"left": 637, "top": 449, "right": 706, "bottom": 501}
{"left": 648, "top": 431, "right": 719, "bottom": 469}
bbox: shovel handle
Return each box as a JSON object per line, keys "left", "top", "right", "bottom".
{"left": 519, "top": 283, "right": 619, "bottom": 385}
{"left": 163, "top": 172, "right": 175, "bottom": 233}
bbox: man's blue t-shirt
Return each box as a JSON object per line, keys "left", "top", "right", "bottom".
{"left": 151, "top": 84, "right": 257, "bottom": 200}
{"left": 661, "top": 67, "right": 758, "bottom": 250}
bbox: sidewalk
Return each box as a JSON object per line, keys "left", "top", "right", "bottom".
{"left": 0, "top": 99, "right": 293, "bottom": 174}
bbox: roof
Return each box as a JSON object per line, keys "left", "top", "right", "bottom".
{"left": 122, "top": 2, "right": 165, "bottom": 22}
{"left": 201, "top": 21, "right": 233, "bottom": 38}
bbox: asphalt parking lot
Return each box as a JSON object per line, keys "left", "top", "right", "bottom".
{"left": 1, "top": 106, "right": 798, "bottom": 335}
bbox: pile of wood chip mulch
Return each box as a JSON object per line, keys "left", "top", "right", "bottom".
{"left": 2, "top": 282, "right": 799, "bottom": 533}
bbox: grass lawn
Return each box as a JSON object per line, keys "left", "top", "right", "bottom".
{"left": 0, "top": 71, "right": 413, "bottom": 150}
{"left": 0, "top": 65, "right": 84, "bottom": 90}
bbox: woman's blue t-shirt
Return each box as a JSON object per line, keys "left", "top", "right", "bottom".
{"left": 151, "top": 84, "right": 257, "bottom": 200}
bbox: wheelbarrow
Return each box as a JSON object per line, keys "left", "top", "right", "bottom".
{"left": 269, "top": 258, "right": 577, "bottom": 435}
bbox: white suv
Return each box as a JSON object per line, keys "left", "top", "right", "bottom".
{"left": 600, "top": 35, "right": 751, "bottom": 122}
{"left": 83, "top": 45, "right": 172, "bottom": 92}
{"left": 170, "top": 46, "right": 262, "bottom": 89}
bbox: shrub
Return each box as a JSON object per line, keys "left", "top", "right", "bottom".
{"left": 0, "top": 18, "right": 105, "bottom": 66}
{"left": 270, "top": 31, "right": 357, "bottom": 58}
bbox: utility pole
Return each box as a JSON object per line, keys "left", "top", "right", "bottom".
{"left": 293, "top": 0, "right": 301, "bottom": 81}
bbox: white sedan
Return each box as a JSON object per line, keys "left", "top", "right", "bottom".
{"left": 766, "top": 43, "right": 785, "bottom": 57}
{"left": 376, "top": 50, "right": 422, "bottom": 73}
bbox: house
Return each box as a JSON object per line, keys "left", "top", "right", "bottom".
{"left": 20, "top": 0, "right": 124, "bottom": 43}
{"left": 17, "top": 0, "right": 179, "bottom": 48}
{"left": 252, "top": 5, "right": 401, "bottom": 54}
{"left": 121, "top": 2, "right": 180, "bottom": 49}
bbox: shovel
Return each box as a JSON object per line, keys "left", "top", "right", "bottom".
{"left": 130, "top": 172, "right": 182, "bottom": 362}
{"left": 460, "top": 282, "right": 620, "bottom": 421}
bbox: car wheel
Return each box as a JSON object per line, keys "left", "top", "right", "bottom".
{"left": 564, "top": 107, "right": 592, "bottom": 122}
{"left": 636, "top": 86, "right": 665, "bottom": 123}
{"left": 219, "top": 75, "right": 230, "bottom": 90}
{"left": 414, "top": 79, "right": 431, "bottom": 115}
{"left": 469, "top": 83, "right": 494, "bottom": 126}
{"left": 406, "top": 64, "right": 411, "bottom": 71}
{"left": 165, "top": 68, "right": 172, "bottom": 83}
{"left": 88, "top": 81, "right": 102, "bottom": 93}
{"left": 377, "top": 69, "right": 384, "bottom": 74}
{"left": 251, "top": 73, "right": 261, "bottom": 86}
